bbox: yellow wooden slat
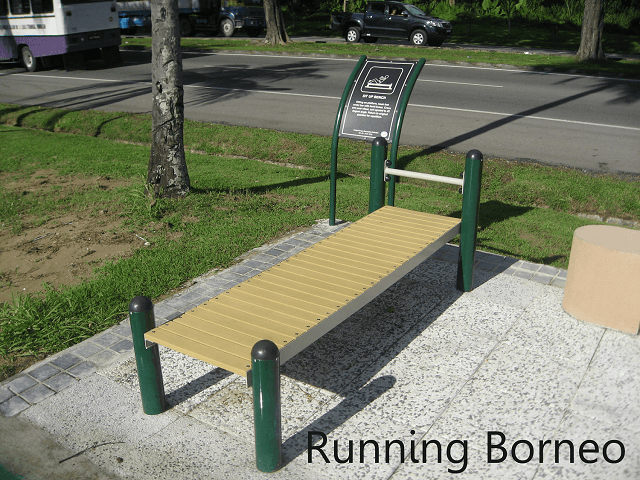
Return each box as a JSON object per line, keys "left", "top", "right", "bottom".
{"left": 295, "top": 244, "right": 401, "bottom": 273}
{"left": 365, "top": 208, "right": 459, "bottom": 227}
{"left": 190, "top": 301, "right": 308, "bottom": 337}
{"left": 171, "top": 314, "right": 292, "bottom": 349}
{"left": 303, "top": 239, "right": 407, "bottom": 267}
{"left": 320, "top": 235, "right": 424, "bottom": 256}
{"left": 161, "top": 320, "right": 267, "bottom": 351}
{"left": 220, "top": 284, "right": 336, "bottom": 317}
{"left": 369, "top": 207, "right": 460, "bottom": 230}
{"left": 144, "top": 328, "right": 251, "bottom": 376}
{"left": 180, "top": 309, "right": 299, "bottom": 340}
{"left": 203, "top": 295, "right": 319, "bottom": 329}
{"left": 325, "top": 231, "right": 442, "bottom": 255}
{"left": 232, "top": 277, "right": 351, "bottom": 310}
{"left": 351, "top": 222, "right": 455, "bottom": 244}
{"left": 253, "top": 268, "right": 367, "bottom": 296}
{"left": 281, "top": 252, "right": 392, "bottom": 278}
{"left": 267, "top": 259, "right": 383, "bottom": 285}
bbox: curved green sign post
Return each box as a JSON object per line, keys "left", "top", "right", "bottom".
{"left": 329, "top": 55, "right": 425, "bottom": 225}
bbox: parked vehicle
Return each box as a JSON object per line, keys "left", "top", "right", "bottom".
{"left": 219, "top": 0, "right": 264, "bottom": 37}
{"left": 117, "top": 0, "right": 220, "bottom": 36}
{"left": 1, "top": 0, "right": 121, "bottom": 72}
{"left": 330, "top": 1, "right": 452, "bottom": 47}
{"left": 116, "top": 0, "right": 264, "bottom": 37}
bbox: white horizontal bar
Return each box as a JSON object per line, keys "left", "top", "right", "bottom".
{"left": 385, "top": 168, "right": 464, "bottom": 187}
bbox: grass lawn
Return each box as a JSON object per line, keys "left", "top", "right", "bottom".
{"left": 0, "top": 101, "right": 638, "bottom": 379}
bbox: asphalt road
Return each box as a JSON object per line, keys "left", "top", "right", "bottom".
{"left": 1, "top": 48, "right": 638, "bottom": 174}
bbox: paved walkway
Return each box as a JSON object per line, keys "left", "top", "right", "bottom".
{"left": 1, "top": 220, "right": 638, "bottom": 479}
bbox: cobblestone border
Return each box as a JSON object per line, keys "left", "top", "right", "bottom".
{"left": 0, "top": 219, "right": 568, "bottom": 416}
{"left": 432, "top": 243, "right": 567, "bottom": 288}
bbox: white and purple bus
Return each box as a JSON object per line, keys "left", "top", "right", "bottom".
{"left": 0, "top": 0, "right": 121, "bottom": 71}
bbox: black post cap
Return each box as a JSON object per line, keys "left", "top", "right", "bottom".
{"left": 466, "top": 149, "right": 483, "bottom": 162}
{"left": 372, "top": 137, "right": 388, "bottom": 147}
{"left": 251, "top": 340, "right": 279, "bottom": 361}
{"left": 129, "top": 296, "right": 153, "bottom": 313}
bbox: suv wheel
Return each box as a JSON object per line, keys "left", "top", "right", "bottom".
{"left": 410, "top": 29, "right": 427, "bottom": 46}
{"left": 345, "top": 27, "right": 361, "bottom": 43}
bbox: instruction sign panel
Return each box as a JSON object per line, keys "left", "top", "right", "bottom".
{"left": 340, "top": 60, "right": 418, "bottom": 143}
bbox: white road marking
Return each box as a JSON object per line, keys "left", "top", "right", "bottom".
{"left": 416, "top": 79, "right": 502, "bottom": 88}
{"left": 408, "top": 103, "right": 640, "bottom": 131}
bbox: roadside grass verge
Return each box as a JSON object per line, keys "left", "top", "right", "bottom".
{"left": 0, "top": 106, "right": 638, "bottom": 368}
{"left": 119, "top": 36, "right": 640, "bottom": 78}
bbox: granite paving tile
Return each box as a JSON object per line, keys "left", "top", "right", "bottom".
{"left": 20, "top": 384, "right": 56, "bottom": 404}
{"left": 0, "top": 395, "right": 30, "bottom": 417}
{"left": 27, "top": 363, "right": 62, "bottom": 382}
{"left": 6, "top": 375, "right": 37, "bottom": 394}
{"left": 44, "top": 373, "right": 79, "bottom": 392}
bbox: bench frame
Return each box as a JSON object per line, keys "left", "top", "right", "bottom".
{"left": 129, "top": 142, "right": 483, "bottom": 472}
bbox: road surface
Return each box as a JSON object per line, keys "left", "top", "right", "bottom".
{"left": 1, "top": 49, "right": 638, "bottom": 174}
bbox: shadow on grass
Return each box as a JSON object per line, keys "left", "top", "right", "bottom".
{"left": 189, "top": 172, "right": 349, "bottom": 196}
{"left": 447, "top": 199, "right": 533, "bottom": 231}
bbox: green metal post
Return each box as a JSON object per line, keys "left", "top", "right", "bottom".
{"left": 369, "top": 137, "right": 387, "bottom": 213}
{"left": 252, "top": 340, "right": 282, "bottom": 472}
{"left": 456, "top": 150, "right": 484, "bottom": 292}
{"left": 330, "top": 55, "right": 367, "bottom": 226}
{"left": 129, "top": 296, "right": 165, "bottom": 415}
{"left": 388, "top": 58, "right": 426, "bottom": 207}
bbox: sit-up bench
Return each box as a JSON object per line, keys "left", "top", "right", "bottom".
{"left": 145, "top": 205, "right": 461, "bottom": 382}
{"left": 129, "top": 145, "right": 483, "bottom": 472}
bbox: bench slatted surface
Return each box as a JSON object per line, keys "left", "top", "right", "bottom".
{"left": 145, "top": 206, "right": 461, "bottom": 378}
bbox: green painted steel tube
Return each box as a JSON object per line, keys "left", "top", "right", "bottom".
{"left": 388, "top": 58, "right": 426, "bottom": 207}
{"left": 369, "top": 137, "right": 387, "bottom": 214}
{"left": 330, "top": 55, "right": 367, "bottom": 226}
{"left": 456, "top": 150, "right": 484, "bottom": 292}
{"left": 129, "top": 296, "right": 165, "bottom": 415}
{"left": 252, "top": 340, "right": 282, "bottom": 472}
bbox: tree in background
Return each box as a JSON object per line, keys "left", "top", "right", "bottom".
{"left": 577, "top": 0, "right": 606, "bottom": 61}
{"left": 263, "top": 0, "right": 292, "bottom": 44}
{"left": 147, "top": 0, "right": 190, "bottom": 198}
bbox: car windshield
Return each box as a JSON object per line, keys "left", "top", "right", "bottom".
{"left": 405, "top": 5, "right": 427, "bottom": 16}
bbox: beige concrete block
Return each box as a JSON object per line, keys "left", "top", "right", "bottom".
{"left": 563, "top": 225, "right": 640, "bottom": 335}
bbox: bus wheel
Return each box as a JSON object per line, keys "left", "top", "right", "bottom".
{"left": 20, "top": 46, "right": 38, "bottom": 72}
{"left": 220, "top": 18, "right": 234, "bottom": 37}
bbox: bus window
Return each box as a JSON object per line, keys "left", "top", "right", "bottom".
{"left": 9, "top": 0, "right": 30, "bottom": 14}
{"left": 31, "top": 0, "right": 54, "bottom": 13}
{"left": 61, "top": 0, "right": 115, "bottom": 4}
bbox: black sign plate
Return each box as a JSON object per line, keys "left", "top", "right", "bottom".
{"left": 340, "top": 59, "right": 418, "bottom": 143}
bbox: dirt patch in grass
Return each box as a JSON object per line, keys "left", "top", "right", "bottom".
{"left": 0, "top": 172, "right": 139, "bottom": 304}
{"left": 0, "top": 172, "right": 145, "bottom": 380}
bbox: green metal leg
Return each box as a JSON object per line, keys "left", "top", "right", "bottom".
{"left": 369, "top": 137, "right": 387, "bottom": 214}
{"left": 129, "top": 296, "right": 165, "bottom": 415}
{"left": 457, "top": 150, "right": 484, "bottom": 292}
{"left": 252, "top": 340, "right": 282, "bottom": 472}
